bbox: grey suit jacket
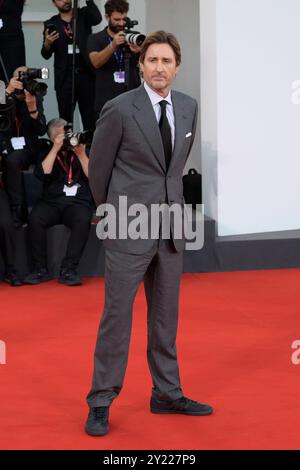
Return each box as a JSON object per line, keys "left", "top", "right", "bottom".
{"left": 89, "top": 84, "right": 198, "bottom": 254}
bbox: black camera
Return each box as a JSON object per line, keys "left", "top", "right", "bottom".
{"left": 63, "top": 125, "right": 93, "bottom": 150}
{"left": 124, "top": 17, "right": 145, "bottom": 47}
{"left": 17, "top": 67, "right": 49, "bottom": 96}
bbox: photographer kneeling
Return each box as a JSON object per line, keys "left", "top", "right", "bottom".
{"left": 23, "top": 118, "right": 94, "bottom": 287}
{"left": 2, "top": 66, "right": 47, "bottom": 227}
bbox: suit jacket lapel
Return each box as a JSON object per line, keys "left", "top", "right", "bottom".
{"left": 171, "top": 91, "right": 188, "bottom": 170}
{"left": 132, "top": 85, "right": 166, "bottom": 172}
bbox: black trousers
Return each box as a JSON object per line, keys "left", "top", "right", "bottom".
{"left": 56, "top": 70, "right": 95, "bottom": 130}
{"left": 2, "top": 149, "right": 34, "bottom": 208}
{"left": 0, "top": 188, "right": 16, "bottom": 270}
{"left": 28, "top": 199, "right": 93, "bottom": 270}
{"left": 87, "top": 239, "right": 183, "bottom": 407}
{"left": 0, "top": 33, "right": 26, "bottom": 83}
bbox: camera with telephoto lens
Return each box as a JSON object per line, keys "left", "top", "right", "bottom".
{"left": 123, "top": 17, "right": 145, "bottom": 47}
{"left": 63, "top": 124, "right": 93, "bottom": 150}
{"left": 17, "top": 67, "right": 49, "bottom": 96}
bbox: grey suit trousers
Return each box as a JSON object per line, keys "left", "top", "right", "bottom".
{"left": 86, "top": 238, "right": 184, "bottom": 407}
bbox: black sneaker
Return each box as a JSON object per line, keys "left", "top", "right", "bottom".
{"left": 85, "top": 406, "right": 109, "bottom": 436}
{"left": 23, "top": 267, "right": 51, "bottom": 285}
{"left": 58, "top": 268, "right": 82, "bottom": 286}
{"left": 3, "top": 270, "right": 23, "bottom": 287}
{"left": 150, "top": 396, "right": 214, "bottom": 416}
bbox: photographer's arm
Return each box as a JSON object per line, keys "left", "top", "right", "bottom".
{"left": 83, "top": 0, "right": 102, "bottom": 27}
{"left": 73, "top": 145, "right": 89, "bottom": 178}
{"left": 26, "top": 94, "right": 47, "bottom": 136}
{"left": 41, "top": 23, "right": 59, "bottom": 59}
{"left": 88, "top": 32, "right": 125, "bottom": 69}
{"left": 6, "top": 77, "right": 23, "bottom": 96}
{"left": 42, "top": 135, "right": 64, "bottom": 175}
{"left": 25, "top": 91, "right": 38, "bottom": 119}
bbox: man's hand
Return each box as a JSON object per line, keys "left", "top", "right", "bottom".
{"left": 128, "top": 44, "right": 141, "bottom": 54}
{"left": 112, "top": 31, "right": 126, "bottom": 49}
{"left": 73, "top": 143, "right": 87, "bottom": 160}
{"left": 73, "top": 144, "right": 89, "bottom": 177}
{"left": 44, "top": 28, "right": 59, "bottom": 50}
{"left": 6, "top": 77, "right": 23, "bottom": 95}
{"left": 53, "top": 133, "right": 65, "bottom": 153}
{"left": 24, "top": 90, "right": 38, "bottom": 114}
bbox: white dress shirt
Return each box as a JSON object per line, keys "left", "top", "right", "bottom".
{"left": 143, "top": 81, "right": 175, "bottom": 150}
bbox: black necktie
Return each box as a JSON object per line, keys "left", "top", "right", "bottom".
{"left": 159, "top": 100, "right": 172, "bottom": 169}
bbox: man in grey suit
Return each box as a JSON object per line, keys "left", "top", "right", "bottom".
{"left": 85, "top": 30, "right": 213, "bottom": 436}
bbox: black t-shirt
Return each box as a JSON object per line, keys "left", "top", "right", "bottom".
{"left": 87, "top": 27, "right": 141, "bottom": 113}
{"left": 0, "top": 0, "right": 24, "bottom": 36}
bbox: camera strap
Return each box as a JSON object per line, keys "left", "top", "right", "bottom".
{"left": 63, "top": 22, "right": 73, "bottom": 41}
{"left": 15, "top": 117, "right": 21, "bottom": 137}
{"left": 57, "top": 154, "right": 74, "bottom": 186}
{"left": 108, "top": 38, "right": 124, "bottom": 70}
{"left": 11, "top": 117, "right": 25, "bottom": 149}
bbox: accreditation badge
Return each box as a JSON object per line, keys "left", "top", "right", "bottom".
{"left": 63, "top": 183, "right": 80, "bottom": 197}
{"left": 68, "top": 44, "right": 80, "bottom": 54}
{"left": 113, "top": 71, "right": 125, "bottom": 84}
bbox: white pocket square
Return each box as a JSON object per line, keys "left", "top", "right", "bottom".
{"left": 185, "top": 132, "right": 192, "bottom": 138}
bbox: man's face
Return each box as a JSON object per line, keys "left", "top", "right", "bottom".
{"left": 107, "top": 11, "right": 128, "bottom": 33}
{"left": 139, "top": 43, "right": 179, "bottom": 96}
{"left": 53, "top": 0, "right": 72, "bottom": 13}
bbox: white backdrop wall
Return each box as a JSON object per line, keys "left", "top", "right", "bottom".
{"left": 200, "top": 0, "right": 218, "bottom": 226}
{"left": 214, "top": 0, "right": 300, "bottom": 235}
{"left": 146, "top": 0, "right": 201, "bottom": 173}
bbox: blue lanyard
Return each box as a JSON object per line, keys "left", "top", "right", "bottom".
{"left": 108, "top": 37, "right": 124, "bottom": 70}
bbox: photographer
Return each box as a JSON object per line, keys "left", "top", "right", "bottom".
{"left": 87, "top": 0, "right": 141, "bottom": 118}
{"left": 41, "top": 0, "right": 102, "bottom": 130}
{"left": 1, "top": 66, "right": 47, "bottom": 228}
{"left": 23, "top": 118, "right": 94, "bottom": 287}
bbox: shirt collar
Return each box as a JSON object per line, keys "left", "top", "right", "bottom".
{"left": 143, "top": 81, "right": 172, "bottom": 107}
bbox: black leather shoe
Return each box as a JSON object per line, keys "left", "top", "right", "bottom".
{"left": 3, "top": 270, "right": 23, "bottom": 287}
{"left": 23, "top": 268, "right": 51, "bottom": 285}
{"left": 150, "top": 396, "right": 214, "bottom": 416}
{"left": 85, "top": 406, "right": 109, "bottom": 436}
{"left": 58, "top": 268, "right": 82, "bottom": 286}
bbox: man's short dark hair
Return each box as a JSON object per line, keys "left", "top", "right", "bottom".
{"left": 139, "top": 31, "right": 181, "bottom": 66}
{"left": 104, "top": 0, "right": 129, "bottom": 16}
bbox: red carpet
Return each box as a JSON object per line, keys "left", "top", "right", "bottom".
{"left": 1, "top": 269, "right": 300, "bottom": 450}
